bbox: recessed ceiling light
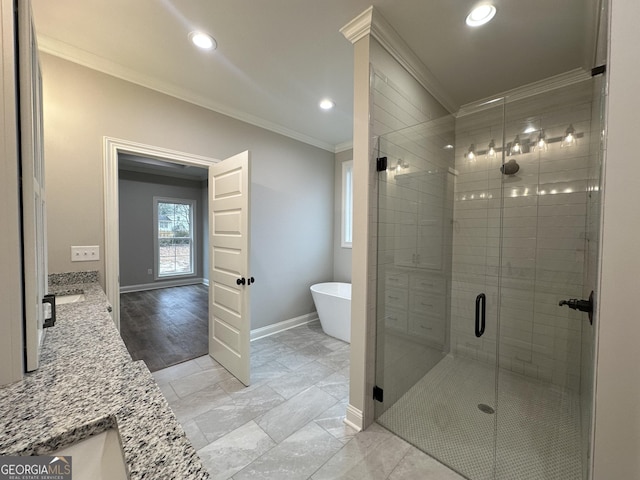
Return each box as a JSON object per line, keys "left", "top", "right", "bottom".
{"left": 443, "top": 144, "right": 454, "bottom": 150}
{"left": 319, "top": 99, "right": 335, "bottom": 110}
{"left": 189, "top": 31, "right": 216, "bottom": 50}
{"left": 466, "top": 4, "right": 497, "bottom": 27}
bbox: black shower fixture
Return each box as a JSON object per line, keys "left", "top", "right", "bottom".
{"left": 500, "top": 159, "right": 520, "bottom": 175}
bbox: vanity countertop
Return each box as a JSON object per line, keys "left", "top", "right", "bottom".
{"left": 0, "top": 275, "right": 210, "bottom": 479}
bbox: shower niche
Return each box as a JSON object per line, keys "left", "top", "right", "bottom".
{"left": 374, "top": 74, "right": 603, "bottom": 480}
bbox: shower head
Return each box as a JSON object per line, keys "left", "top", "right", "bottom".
{"left": 500, "top": 159, "right": 520, "bottom": 176}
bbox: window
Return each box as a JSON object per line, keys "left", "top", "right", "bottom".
{"left": 154, "top": 198, "right": 195, "bottom": 278}
{"left": 342, "top": 160, "right": 353, "bottom": 248}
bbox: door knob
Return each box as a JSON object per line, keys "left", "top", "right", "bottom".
{"left": 248, "top": 277, "right": 255, "bottom": 285}
{"left": 559, "top": 290, "right": 594, "bottom": 324}
{"left": 236, "top": 277, "right": 246, "bottom": 286}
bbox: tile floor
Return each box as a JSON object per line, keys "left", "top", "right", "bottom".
{"left": 153, "top": 321, "right": 464, "bottom": 480}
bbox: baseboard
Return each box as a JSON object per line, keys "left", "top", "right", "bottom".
{"left": 250, "top": 312, "right": 319, "bottom": 341}
{"left": 120, "top": 277, "right": 204, "bottom": 293}
{"left": 202, "top": 278, "right": 209, "bottom": 286}
{"left": 344, "top": 404, "right": 363, "bottom": 432}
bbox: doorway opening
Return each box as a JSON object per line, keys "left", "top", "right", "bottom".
{"left": 103, "top": 138, "right": 218, "bottom": 371}
{"left": 117, "top": 153, "right": 209, "bottom": 371}
{"left": 104, "top": 138, "right": 253, "bottom": 385}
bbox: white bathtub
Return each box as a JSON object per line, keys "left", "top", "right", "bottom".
{"left": 310, "top": 282, "right": 351, "bottom": 343}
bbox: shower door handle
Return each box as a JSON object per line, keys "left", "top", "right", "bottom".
{"left": 475, "top": 293, "right": 486, "bottom": 338}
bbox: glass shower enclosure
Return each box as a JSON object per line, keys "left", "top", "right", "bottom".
{"left": 374, "top": 75, "right": 604, "bottom": 480}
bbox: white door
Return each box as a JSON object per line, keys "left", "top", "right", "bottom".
{"left": 19, "top": 0, "right": 47, "bottom": 372}
{"left": 209, "top": 151, "right": 252, "bottom": 385}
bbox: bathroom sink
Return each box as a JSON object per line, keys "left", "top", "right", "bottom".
{"left": 48, "top": 428, "right": 128, "bottom": 480}
{"left": 56, "top": 293, "right": 86, "bottom": 305}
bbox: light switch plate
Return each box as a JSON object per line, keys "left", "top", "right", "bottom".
{"left": 71, "top": 245, "right": 100, "bottom": 262}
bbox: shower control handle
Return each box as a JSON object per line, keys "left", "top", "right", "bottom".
{"left": 558, "top": 291, "right": 594, "bottom": 325}
{"left": 558, "top": 299, "right": 589, "bottom": 311}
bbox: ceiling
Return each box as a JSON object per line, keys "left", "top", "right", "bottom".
{"left": 119, "top": 154, "right": 208, "bottom": 180}
{"left": 31, "top": 0, "right": 600, "bottom": 152}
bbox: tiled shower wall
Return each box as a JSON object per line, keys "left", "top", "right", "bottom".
{"left": 451, "top": 80, "right": 596, "bottom": 390}
{"left": 368, "top": 39, "right": 598, "bottom": 403}
{"left": 369, "top": 38, "right": 454, "bottom": 413}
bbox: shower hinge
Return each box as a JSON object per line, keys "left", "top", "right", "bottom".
{"left": 591, "top": 64, "right": 606, "bottom": 76}
{"left": 376, "top": 157, "right": 387, "bottom": 172}
{"left": 373, "top": 385, "right": 384, "bottom": 402}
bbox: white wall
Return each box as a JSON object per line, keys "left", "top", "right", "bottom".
{"left": 40, "top": 53, "right": 334, "bottom": 331}
{"left": 592, "top": 0, "right": 640, "bottom": 477}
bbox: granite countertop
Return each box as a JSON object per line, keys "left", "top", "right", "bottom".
{"left": 0, "top": 272, "right": 210, "bottom": 479}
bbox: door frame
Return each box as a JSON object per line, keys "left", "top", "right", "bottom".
{"left": 103, "top": 137, "right": 219, "bottom": 329}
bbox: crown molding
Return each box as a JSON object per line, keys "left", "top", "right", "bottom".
{"left": 37, "top": 34, "right": 337, "bottom": 153}
{"left": 334, "top": 140, "right": 353, "bottom": 154}
{"left": 456, "top": 68, "right": 592, "bottom": 117}
{"left": 339, "top": 6, "right": 374, "bottom": 44}
{"left": 341, "top": 7, "right": 458, "bottom": 114}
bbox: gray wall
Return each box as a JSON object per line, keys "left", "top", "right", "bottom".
{"left": 118, "top": 170, "right": 207, "bottom": 288}
{"left": 250, "top": 148, "right": 334, "bottom": 329}
{"left": 41, "top": 53, "right": 334, "bottom": 331}
{"left": 333, "top": 148, "right": 353, "bottom": 283}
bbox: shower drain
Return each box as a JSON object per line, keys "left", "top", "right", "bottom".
{"left": 478, "top": 404, "right": 495, "bottom": 414}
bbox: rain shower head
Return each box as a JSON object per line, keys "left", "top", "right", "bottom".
{"left": 500, "top": 159, "right": 520, "bottom": 175}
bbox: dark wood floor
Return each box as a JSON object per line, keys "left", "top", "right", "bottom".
{"left": 120, "top": 284, "right": 209, "bottom": 372}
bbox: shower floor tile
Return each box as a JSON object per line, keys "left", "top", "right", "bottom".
{"left": 377, "top": 355, "right": 582, "bottom": 480}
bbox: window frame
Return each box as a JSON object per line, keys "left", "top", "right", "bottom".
{"left": 341, "top": 160, "right": 353, "bottom": 248}
{"left": 153, "top": 197, "right": 197, "bottom": 280}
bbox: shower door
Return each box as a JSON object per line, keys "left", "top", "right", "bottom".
{"left": 374, "top": 102, "right": 505, "bottom": 480}
{"left": 494, "top": 77, "right": 604, "bottom": 480}
{"left": 374, "top": 75, "right": 604, "bottom": 480}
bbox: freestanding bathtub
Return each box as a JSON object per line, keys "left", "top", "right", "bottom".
{"left": 310, "top": 282, "right": 351, "bottom": 343}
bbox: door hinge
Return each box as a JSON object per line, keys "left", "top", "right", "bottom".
{"left": 373, "top": 385, "right": 384, "bottom": 402}
{"left": 376, "top": 157, "right": 387, "bottom": 172}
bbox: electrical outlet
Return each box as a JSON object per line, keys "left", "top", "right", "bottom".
{"left": 71, "top": 245, "right": 100, "bottom": 262}
{"left": 147, "top": 269, "right": 153, "bottom": 275}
